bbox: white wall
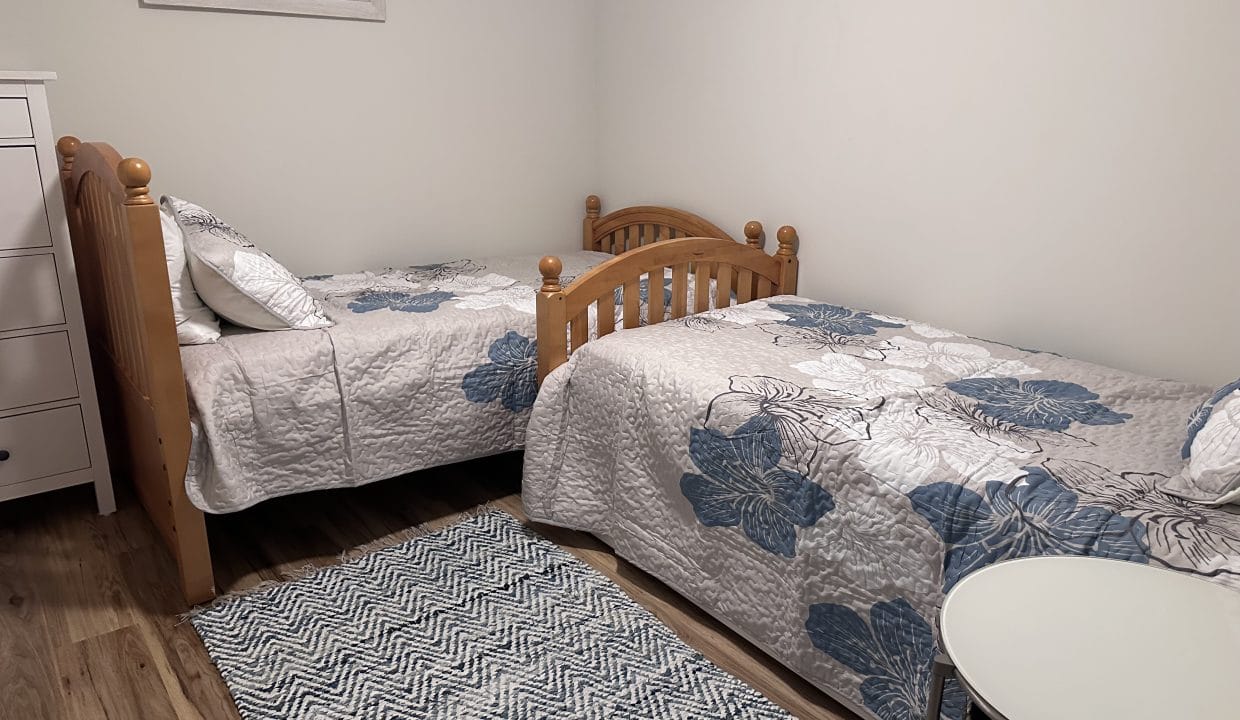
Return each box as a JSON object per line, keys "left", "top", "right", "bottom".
{"left": 596, "top": 1, "right": 1240, "bottom": 386}
{"left": 3, "top": 1, "right": 1235, "bottom": 384}
{"left": 0, "top": 0, "right": 596, "bottom": 273}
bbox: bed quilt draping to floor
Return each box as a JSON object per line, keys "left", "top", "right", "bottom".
{"left": 522, "top": 295, "right": 1240, "bottom": 720}
{"left": 180, "top": 251, "right": 613, "bottom": 513}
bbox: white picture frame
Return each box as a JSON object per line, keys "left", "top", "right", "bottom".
{"left": 142, "top": 0, "right": 386, "bottom": 22}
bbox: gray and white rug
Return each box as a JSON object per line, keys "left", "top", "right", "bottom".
{"left": 192, "top": 510, "right": 791, "bottom": 719}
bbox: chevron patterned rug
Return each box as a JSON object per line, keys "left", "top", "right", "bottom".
{"left": 191, "top": 510, "right": 791, "bottom": 719}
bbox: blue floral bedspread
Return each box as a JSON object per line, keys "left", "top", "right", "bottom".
{"left": 179, "top": 252, "right": 613, "bottom": 513}
{"left": 523, "top": 296, "right": 1240, "bottom": 720}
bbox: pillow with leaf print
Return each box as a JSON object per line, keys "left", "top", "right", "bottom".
{"left": 165, "top": 196, "right": 332, "bottom": 332}
{"left": 1159, "top": 379, "right": 1240, "bottom": 506}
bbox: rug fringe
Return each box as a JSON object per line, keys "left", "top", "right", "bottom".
{"left": 178, "top": 503, "right": 504, "bottom": 624}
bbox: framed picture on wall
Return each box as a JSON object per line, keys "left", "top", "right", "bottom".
{"left": 141, "top": 0, "right": 386, "bottom": 21}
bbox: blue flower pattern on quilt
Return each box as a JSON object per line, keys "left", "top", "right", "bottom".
{"left": 476, "top": 288, "right": 1240, "bottom": 720}
{"left": 462, "top": 331, "right": 538, "bottom": 412}
{"left": 680, "top": 418, "right": 835, "bottom": 558}
{"left": 1183, "top": 377, "right": 1240, "bottom": 458}
{"left": 806, "top": 598, "right": 965, "bottom": 720}
{"left": 347, "top": 290, "right": 457, "bottom": 314}
{"left": 907, "top": 468, "right": 1150, "bottom": 592}
{"left": 768, "top": 303, "right": 905, "bottom": 336}
{"left": 945, "top": 377, "right": 1131, "bottom": 432}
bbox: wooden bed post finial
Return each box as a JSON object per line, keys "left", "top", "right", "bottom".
{"left": 57, "top": 135, "right": 80, "bottom": 176}
{"left": 57, "top": 137, "right": 82, "bottom": 204}
{"left": 744, "top": 221, "right": 763, "bottom": 249}
{"left": 776, "top": 225, "right": 800, "bottom": 295}
{"left": 776, "top": 226, "right": 799, "bottom": 256}
{"left": 583, "top": 195, "right": 602, "bottom": 251}
{"left": 118, "top": 158, "right": 154, "bottom": 206}
{"left": 539, "top": 255, "right": 563, "bottom": 293}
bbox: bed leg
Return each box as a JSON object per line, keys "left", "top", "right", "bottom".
{"left": 174, "top": 506, "right": 216, "bottom": 605}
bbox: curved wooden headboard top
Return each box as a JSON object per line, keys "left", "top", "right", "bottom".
{"left": 584, "top": 195, "right": 742, "bottom": 254}
{"left": 538, "top": 225, "right": 800, "bottom": 382}
{"left": 57, "top": 138, "right": 213, "bottom": 604}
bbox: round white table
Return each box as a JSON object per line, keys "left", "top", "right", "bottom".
{"left": 937, "top": 556, "right": 1240, "bottom": 720}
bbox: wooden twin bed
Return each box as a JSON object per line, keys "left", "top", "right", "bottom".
{"left": 57, "top": 137, "right": 800, "bottom": 605}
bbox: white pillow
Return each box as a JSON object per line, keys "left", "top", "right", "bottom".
{"left": 164, "top": 196, "right": 332, "bottom": 331}
{"left": 1160, "top": 380, "right": 1240, "bottom": 506}
{"left": 159, "top": 202, "right": 221, "bottom": 345}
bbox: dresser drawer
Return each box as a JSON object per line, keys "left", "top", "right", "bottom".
{"left": 0, "top": 255, "right": 65, "bottom": 331}
{"left": 0, "top": 332, "right": 78, "bottom": 411}
{"left": 0, "top": 146, "right": 53, "bottom": 251}
{"left": 0, "top": 98, "right": 32, "bottom": 139}
{"left": 0, "top": 405, "right": 90, "bottom": 487}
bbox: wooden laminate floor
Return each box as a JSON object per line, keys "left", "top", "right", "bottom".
{"left": 0, "top": 453, "right": 857, "bottom": 720}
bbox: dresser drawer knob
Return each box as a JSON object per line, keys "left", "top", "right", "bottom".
{"left": 0, "top": 450, "right": 9, "bottom": 461}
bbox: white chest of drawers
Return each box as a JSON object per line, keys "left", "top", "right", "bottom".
{"left": 0, "top": 71, "right": 113, "bottom": 514}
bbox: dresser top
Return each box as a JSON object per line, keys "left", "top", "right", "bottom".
{"left": 0, "top": 71, "right": 57, "bottom": 82}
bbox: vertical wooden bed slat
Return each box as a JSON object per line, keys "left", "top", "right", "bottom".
{"left": 716, "top": 263, "right": 733, "bottom": 308}
{"left": 597, "top": 292, "right": 615, "bottom": 338}
{"left": 570, "top": 310, "right": 588, "bottom": 352}
{"left": 671, "top": 262, "right": 689, "bottom": 319}
{"left": 647, "top": 268, "right": 665, "bottom": 324}
{"left": 572, "top": 309, "right": 587, "bottom": 351}
{"left": 737, "top": 268, "right": 754, "bottom": 304}
{"left": 694, "top": 261, "right": 711, "bottom": 312}
{"left": 623, "top": 277, "right": 641, "bottom": 328}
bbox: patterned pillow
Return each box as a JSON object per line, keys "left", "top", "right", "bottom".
{"left": 1161, "top": 379, "right": 1240, "bottom": 506}
{"left": 165, "top": 196, "right": 332, "bottom": 331}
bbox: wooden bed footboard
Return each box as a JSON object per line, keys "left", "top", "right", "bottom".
{"left": 57, "top": 138, "right": 215, "bottom": 605}
{"left": 537, "top": 225, "right": 800, "bottom": 382}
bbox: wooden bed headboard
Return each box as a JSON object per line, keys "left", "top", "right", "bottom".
{"left": 582, "top": 194, "right": 743, "bottom": 254}
{"left": 56, "top": 138, "right": 212, "bottom": 604}
{"left": 537, "top": 226, "right": 800, "bottom": 382}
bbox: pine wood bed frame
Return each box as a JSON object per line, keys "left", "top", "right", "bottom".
{"left": 536, "top": 226, "right": 800, "bottom": 382}
{"left": 55, "top": 137, "right": 769, "bottom": 605}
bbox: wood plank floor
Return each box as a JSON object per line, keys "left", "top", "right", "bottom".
{"left": 0, "top": 453, "right": 857, "bottom": 720}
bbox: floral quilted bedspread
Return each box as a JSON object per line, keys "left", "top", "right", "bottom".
{"left": 179, "top": 251, "right": 613, "bottom": 513}
{"left": 522, "top": 296, "right": 1240, "bottom": 720}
